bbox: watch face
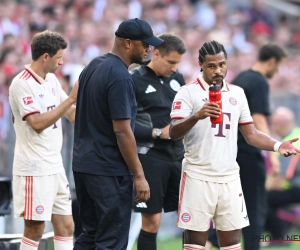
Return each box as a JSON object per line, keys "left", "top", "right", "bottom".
{"left": 155, "top": 129, "right": 162, "bottom": 137}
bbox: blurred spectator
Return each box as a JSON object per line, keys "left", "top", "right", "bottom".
{"left": 0, "top": 69, "right": 9, "bottom": 176}
{"left": 246, "top": 0, "right": 274, "bottom": 44}
{"left": 265, "top": 107, "right": 300, "bottom": 246}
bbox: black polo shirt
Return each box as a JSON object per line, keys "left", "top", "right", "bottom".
{"left": 72, "top": 53, "right": 137, "bottom": 176}
{"left": 232, "top": 69, "right": 270, "bottom": 154}
{"left": 131, "top": 64, "right": 185, "bottom": 161}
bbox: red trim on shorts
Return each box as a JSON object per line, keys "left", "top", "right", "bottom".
{"left": 177, "top": 172, "right": 187, "bottom": 226}
{"left": 22, "top": 111, "right": 40, "bottom": 121}
{"left": 24, "top": 177, "right": 33, "bottom": 220}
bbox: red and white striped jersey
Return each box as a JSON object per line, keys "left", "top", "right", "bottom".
{"left": 9, "top": 65, "right": 68, "bottom": 176}
{"left": 170, "top": 75, "right": 253, "bottom": 183}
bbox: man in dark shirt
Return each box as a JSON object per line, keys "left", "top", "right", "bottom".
{"left": 233, "top": 44, "right": 286, "bottom": 250}
{"left": 72, "top": 18, "right": 163, "bottom": 250}
{"left": 207, "top": 44, "right": 287, "bottom": 250}
{"left": 131, "top": 33, "right": 186, "bottom": 250}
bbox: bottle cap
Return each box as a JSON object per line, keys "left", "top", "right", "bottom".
{"left": 209, "top": 81, "right": 221, "bottom": 91}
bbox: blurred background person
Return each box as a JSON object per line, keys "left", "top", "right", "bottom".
{"left": 264, "top": 106, "right": 300, "bottom": 247}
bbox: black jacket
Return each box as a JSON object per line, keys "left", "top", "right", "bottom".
{"left": 131, "top": 64, "right": 185, "bottom": 161}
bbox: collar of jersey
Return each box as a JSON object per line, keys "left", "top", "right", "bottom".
{"left": 25, "top": 65, "right": 46, "bottom": 85}
{"left": 197, "top": 75, "right": 230, "bottom": 92}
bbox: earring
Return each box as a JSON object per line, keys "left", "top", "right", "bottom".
{"left": 200, "top": 68, "right": 203, "bottom": 72}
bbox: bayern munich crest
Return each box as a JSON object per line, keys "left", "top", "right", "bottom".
{"left": 229, "top": 97, "right": 237, "bottom": 106}
{"left": 36, "top": 205, "right": 44, "bottom": 214}
{"left": 181, "top": 212, "right": 191, "bottom": 222}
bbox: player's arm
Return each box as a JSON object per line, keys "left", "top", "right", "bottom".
{"left": 63, "top": 80, "right": 79, "bottom": 122}
{"left": 252, "top": 113, "right": 280, "bottom": 173}
{"left": 239, "top": 123, "right": 300, "bottom": 156}
{"left": 64, "top": 105, "right": 76, "bottom": 122}
{"left": 170, "top": 102, "right": 220, "bottom": 140}
{"left": 26, "top": 82, "right": 78, "bottom": 133}
{"left": 113, "top": 119, "right": 150, "bottom": 202}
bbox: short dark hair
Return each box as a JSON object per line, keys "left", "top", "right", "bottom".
{"left": 258, "top": 44, "right": 287, "bottom": 62}
{"left": 155, "top": 33, "right": 186, "bottom": 57}
{"left": 31, "top": 30, "right": 67, "bottom": 60}
{"left": 198, "top": 40, "right": 227, "bottom": 63}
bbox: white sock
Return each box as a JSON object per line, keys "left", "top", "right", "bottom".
{"left": 53, "top": 236, "right": 73, "bottom": 250}
{"left": 20, "top": 237, "right": 39, "bottom": 250}
{"left": 184, "top": 244, "right": 205, "bottom": 249}
{"left": 220, "top": 243, "right": 241, "bottom": 250}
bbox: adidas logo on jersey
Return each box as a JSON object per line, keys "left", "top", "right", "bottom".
{"left": 145, "top": 85, "right": 156, "bottom": 94}
{"left": 136, "top": 202, "right": 147, "bottom": 208}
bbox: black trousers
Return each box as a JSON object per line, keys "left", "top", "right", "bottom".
{"left": 239, "top": 151, "right": 267, "bottom": 250}
{"left": 73, "top": 171, "right": 133, "bottom": 250}
{"left": 265, "top": 187, "right": 300, "bottom": 238}
{"left": 208, "top": 151, "right": 266, "bottom": 250}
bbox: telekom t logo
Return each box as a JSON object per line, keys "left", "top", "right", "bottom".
{"left": 211, "top": 112, "right": 231, "bottom": 137}
{"left": 47, "top": 105, "right": 57, "bottom": 129}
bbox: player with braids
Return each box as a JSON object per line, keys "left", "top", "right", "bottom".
{"left": 198, "top": 40, "right": 227, "bottom": 66}
{"left": 169, "top": 40, "right": 299, "bottom": 250}
{"left": 207, "top": 44, "right": 287, "bottom": 250}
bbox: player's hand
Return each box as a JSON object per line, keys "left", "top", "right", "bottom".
{"left": 278, "top": 138, "right": 300, "bottom": 157}
{"left": 194, "top": 102, "right": 221, "bottom": 120}
{"left": 134, "top": 175, "right": 150, "bottom": 203}
{"left": 69, "top": 80, "right": 79, "bottom": 103}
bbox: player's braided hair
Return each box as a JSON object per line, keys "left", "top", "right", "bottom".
{"left": 198, "top": 40, "right": 227, "bottom": 63}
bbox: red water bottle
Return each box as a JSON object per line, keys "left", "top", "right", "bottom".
{"left": 209, "top": 81, "right": 222, "bottom": 124}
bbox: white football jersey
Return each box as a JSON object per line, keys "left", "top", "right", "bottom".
{"left": 9, "top": 65, "right": 68, "bottom": 176}
{"left": 170, "top": 75, "right": 253, "bottom": 182}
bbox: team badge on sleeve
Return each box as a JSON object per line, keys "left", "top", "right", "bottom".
{"left": 172, "top": 101, "right": 182, "bottom": 110}
{"left": 22, "top": 96, "right": 34, "bottom": 106}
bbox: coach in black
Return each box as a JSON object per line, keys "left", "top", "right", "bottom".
{"left": 72, "top": 19, "right": 163, "bottom": 250}
{"left": 131, "top": 33, "right": 186, "bottom": 250}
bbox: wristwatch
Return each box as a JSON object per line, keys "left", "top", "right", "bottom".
{"left": 155, "top": 128, "right": 162, "bottom": 138}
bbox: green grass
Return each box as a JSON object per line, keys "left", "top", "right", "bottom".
{"left": 132, "top": 237, "right": 182, "bottom": 250}
{"left": 131, "top": 236, "right": 300, "bottom": 250}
